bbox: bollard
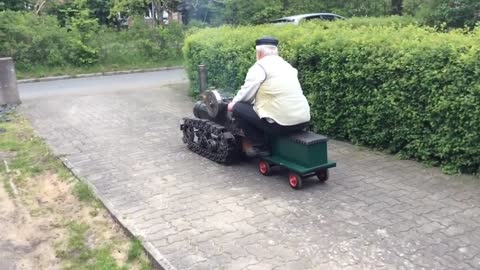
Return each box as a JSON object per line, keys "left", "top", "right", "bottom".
{"left": 198, "top": 64, "right": 208, "bottom": 94}
{"left": 0, "top": 58, "right": 21, "bottom": 105}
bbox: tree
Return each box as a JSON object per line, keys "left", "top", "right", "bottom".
{"left": 0, "top": 0, "right": 29, "bottom": 11}
{"left": 110, "top": 0, "right": 181, "bottom": 25}
{"left": 413, "top": 0, "right": 480, "bottom": 28}
{"left": 222, "top": 0, "right": 283, "bottom": 25}
{"left": 402, "top": 0, "right": 422, "bottom": 15}
{"left": 391, "top": 0, "right": 403, "bottom": 15}
{"left": 179, "top": 0, "right": 220, "bottom": 24}
{"left": 86, "top": 0, "right": 114, "bottom": 25}
{"left": 110, "top": 0, "right": 147, "bottom": 18}
{"left": 151, "top": 0, "right": 182, "bottom": 24}
{"left": 181, "top": 0, "right": 393, "bottom": 25}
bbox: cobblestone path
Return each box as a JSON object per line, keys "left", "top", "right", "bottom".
{"left": 22, "top": 81, "right": 480, "bottom": 270}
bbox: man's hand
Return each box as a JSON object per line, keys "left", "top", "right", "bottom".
{"left": 227, "top": 102, "right": 235, "bottom": 112}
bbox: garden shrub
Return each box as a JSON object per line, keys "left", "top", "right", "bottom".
{"left": 0, "top": 11, "right": 184, "bottom": 72}
{"left": 0, "top": 11, "right": 99, "bottom": 68}
{"left": 183, "top": 17, "right": 480, "bottom": 174}
{"left": 0, "top": 11, "right": 71, "bottom": 69}
{"left": 124, "top": 16, "right": 184, "bottom": 60}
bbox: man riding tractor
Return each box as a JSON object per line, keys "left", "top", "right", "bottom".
{"left": 228, "top": 36, "right": 311, "bottom": 157}
{"left": 181, "top": 36, "right": 336, "bottom": 189}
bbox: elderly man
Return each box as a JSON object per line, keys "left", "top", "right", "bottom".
{"left": 227, "top": 36, "right": 311, "bottom": 157}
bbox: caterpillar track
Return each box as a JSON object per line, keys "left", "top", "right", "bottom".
{"left": 181, "top": 117, "right": 242, "bottom": 164}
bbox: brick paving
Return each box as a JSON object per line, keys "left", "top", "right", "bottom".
{"left": 21, "top": 82, "right": 480, "bottom": 269}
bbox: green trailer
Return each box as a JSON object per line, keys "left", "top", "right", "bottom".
{"left": 257, "top": 131, "right": 336, "bottom": 189}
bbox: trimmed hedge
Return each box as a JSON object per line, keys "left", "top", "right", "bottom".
{"left": 183, "top": 16, "right": 418, "bottom": 93}
{"left": 183, "top": 17, "right": 480, "bottom": 174}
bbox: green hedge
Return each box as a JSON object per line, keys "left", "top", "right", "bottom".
{"left": 183, "top": 17, "right": 480, "bottom": 174}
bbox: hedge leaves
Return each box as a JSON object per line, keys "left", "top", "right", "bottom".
{"left": 183, "top": 18, "right": 480, "bottom": 174}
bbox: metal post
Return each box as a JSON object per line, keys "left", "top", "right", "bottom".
{"left": 198, "top": 64, "right": 208, "bottom": 94}
{"left": 0, "top": 58, "right": 21, "bottom": 106}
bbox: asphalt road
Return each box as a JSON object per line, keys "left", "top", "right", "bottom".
{"left": 18, "top": 69, "right": 188, "bottom": 100}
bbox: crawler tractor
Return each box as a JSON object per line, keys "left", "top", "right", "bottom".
{"left": 180, "top": 70, "right": 336, "bottom": 189}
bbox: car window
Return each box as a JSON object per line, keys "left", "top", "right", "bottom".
{"left": 271, "top": 18, "right": 294, "bottom": 23}
{"left": 321, "top": 15, "right": 336, "bottom": 21}
{"left": 305, "top": 15, "right": 323, "bottom": 21}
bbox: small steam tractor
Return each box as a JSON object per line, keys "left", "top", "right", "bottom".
{"left": 180, "top": 66, "right": 336, "bottom": 189}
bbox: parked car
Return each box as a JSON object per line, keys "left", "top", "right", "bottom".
{"left": 269, "top": 13, "right": 346, "bottom": 25}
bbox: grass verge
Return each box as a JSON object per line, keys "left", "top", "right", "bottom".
{"left": 0, "top": 112, "right": 153, "bottom": 269}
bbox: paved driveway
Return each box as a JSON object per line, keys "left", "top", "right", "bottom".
{"left": 20, "top": 71, "right": 480, "bottom": 269}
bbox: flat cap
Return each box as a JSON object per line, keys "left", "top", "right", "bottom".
{"left": 255, "top": 36, "right": 279, "bottom": 47}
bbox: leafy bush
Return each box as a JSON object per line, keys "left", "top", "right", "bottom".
{"left": 410, "top": 0, "right": 480, "bottom": 29}
{"left": 0, "top": 11, "right": 70, "bottom": 69}
{"left": 183, "top": 18, "right": 480, "bottom": 174}
{"left": 320, "top": 15, "right": 419, "bottom": 28}
{"left": 126, "top": 16, "right": 184, "bottom": 59}
{"left": 0, "top": 11, "right": 99, "bottom": 69}
{"left": 0, "top": 11, "right": 184, "bottom": 73}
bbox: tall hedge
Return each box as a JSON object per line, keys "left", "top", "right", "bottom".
{"left": 183, "top": 17, "right": 480, "bottom": 174}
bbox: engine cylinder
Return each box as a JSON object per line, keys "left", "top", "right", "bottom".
{"left": 193, "top": 101, "right": 211, "bottom": 120}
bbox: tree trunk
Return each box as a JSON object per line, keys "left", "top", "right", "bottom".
{"left": 391, "top": 0, "right": 403, "bottom": 15}
{"left": 34, "top": 0, "right": 47, "bottom": 15}
{"left": 159, "top": 8, "right": 164, "bottom": 25}
{"left": 153, "top": 2, "right": 159, "bottom": 26}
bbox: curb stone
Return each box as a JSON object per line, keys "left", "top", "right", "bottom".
{"left": 17, "top": 66, "right": 185, "bottom": 84}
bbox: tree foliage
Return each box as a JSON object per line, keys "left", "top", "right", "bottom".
{"left": 1, "top": 0, "right": 478, "bottom": 28}
{"left": 0, "top": 11, "right": 184, "bottom": 70}
{"left": 177, "top": 0, "right": 479, "bottom": 29}
{"left": 0, "top": 0, "right": 29, "bottom": 11}
{"left": 110, "top": 0, "right": 181, "bottom": 24}
{"left": 415, "top": 0, "right": 480, "bottom": 28}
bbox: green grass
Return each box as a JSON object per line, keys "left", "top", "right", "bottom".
{"left": 58, "top": 222, "right": 129, "bottom": 270}
{"left": 73, "top": 181, "right": 97, "bottom": 203}
{"left": 72, "top": 181, "right": 105, "bottom": 214}
{"left": 127, "top": 237, "right": 152, "bottom": 269}
{"left": 16, "top": 58, "right": 184, "bottom": 80}
{"left": 127, "top": 238, "right": 143, "bottom": 262}
{"left": 94, "top": 248, "right": 129, "bottom": 270}
{"left": 140, "top": 260, "right": 152, "bottom": 270}
{"left": 66, "top": 222, "right": 91, "bottom": 259}
{"left": 0, "top": 114, "right": 71, "bottom": 181}
{"left": 58, "top": 222, "right": 152, "bottom": 270}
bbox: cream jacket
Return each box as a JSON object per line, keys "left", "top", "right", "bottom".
{"left": 232, "top": 55, "right": 311, "bottom": 126}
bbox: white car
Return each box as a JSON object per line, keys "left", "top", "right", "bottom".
{"left": 270, "top": 13, "right": 346, "bottom": 25}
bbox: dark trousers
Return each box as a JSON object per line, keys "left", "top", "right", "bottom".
{"left": 232, "top": 102, "right": 308, "bottom": 146}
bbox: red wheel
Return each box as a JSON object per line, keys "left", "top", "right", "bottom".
{"left": 258, "top": 160, "right": 271, "bottom": 176}
{"left": 288, "top": 172, "right": 303, "bottom": 190}
{"left": 316, "top": 169, "right": 329, "bottom": 182}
